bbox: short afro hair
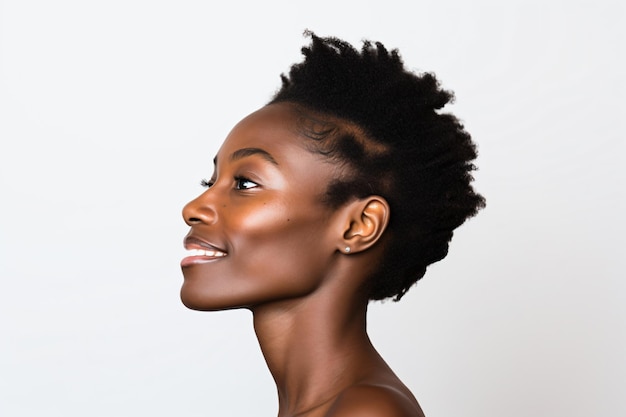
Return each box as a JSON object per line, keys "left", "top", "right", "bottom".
{"left": 270, "top": 31, "right": 485, "bottom": 301}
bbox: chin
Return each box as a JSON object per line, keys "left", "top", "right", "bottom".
{"left": 179, "top": 285, "right": 245, "bottom": 312}
{"left": 180, "top": 286, "right": 216, "bottom": 311}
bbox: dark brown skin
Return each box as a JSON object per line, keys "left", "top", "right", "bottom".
{"left": 181, "top": 102, "right": 425, "bottom": 417}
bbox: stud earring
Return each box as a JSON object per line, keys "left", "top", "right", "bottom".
{"left": 345, "top": 246, "right": 351, "bottom": 253}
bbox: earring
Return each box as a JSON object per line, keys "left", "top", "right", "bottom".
{"left": 345, "top": 246, "right": 351, "bottom": 253}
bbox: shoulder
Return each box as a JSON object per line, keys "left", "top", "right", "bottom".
{"left": 324, "top": 384, "right": 425, "bottom": 417}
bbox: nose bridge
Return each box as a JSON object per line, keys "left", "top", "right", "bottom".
{"left": 182, "top": 189, "right": 218, "bottom": 226}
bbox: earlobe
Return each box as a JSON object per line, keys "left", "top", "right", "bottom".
{"left": 341, "top": 197, "right": 390, "bottom": 254}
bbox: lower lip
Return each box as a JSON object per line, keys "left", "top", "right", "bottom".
{"left": 180, "top": 255, "right": 226, "bottom": 268}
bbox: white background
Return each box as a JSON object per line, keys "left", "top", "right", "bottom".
{"left": 1, "top": 1, "right": 624, "bottom": 416}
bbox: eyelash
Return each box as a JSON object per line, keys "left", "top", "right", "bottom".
{"left": 200, "top": 178, "right": 214, "bottom": 188}
{"left": 199, "top": 177, "right": 259, "bottom": 190}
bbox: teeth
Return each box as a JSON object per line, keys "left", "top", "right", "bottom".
{"left": 188, "top": 248, "right": 227, "bottom": 257}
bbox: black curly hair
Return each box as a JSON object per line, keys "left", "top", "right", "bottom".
{"left": 270, "top": 31, "right": 485, "bottom": 301}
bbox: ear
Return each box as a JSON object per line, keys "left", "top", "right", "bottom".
{"left": 339, "top": 196, "right": 390, "bottom": 254}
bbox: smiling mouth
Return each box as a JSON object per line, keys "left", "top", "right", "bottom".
{"left": 186, "top": 248, "right": 227, "bottom": 258}
{"left": 181, "top": 248, "right": 227, "bottom": 267}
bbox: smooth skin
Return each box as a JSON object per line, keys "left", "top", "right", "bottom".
{"left": 182, "top": 102, "right": 425, "bottom": 417}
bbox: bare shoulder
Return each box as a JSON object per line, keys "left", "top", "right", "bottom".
{"left": 324, "top": 384, "right": 425, "bottom": 417}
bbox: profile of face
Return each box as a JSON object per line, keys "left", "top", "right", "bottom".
{"left": 181, "top": 102, "right": 350, "bottom": 311}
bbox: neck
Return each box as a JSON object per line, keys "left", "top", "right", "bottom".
{"left": 251, "top": 290, "right": 384, "bottom": 417}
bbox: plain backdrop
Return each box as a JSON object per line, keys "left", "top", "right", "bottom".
{"left": 1, "top": 1, "right": 624, "bottom": 416}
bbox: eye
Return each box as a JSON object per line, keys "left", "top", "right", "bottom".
{"left": 200, "top": 178, "right": 215, "bottom": 188}
{"left": 234, "top": 176, "right": 259, "bottom": 190}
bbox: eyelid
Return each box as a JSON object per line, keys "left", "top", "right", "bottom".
{"left": 201, "top": 157, "right": 267, "bottom": 190}
{"left": 234, "top": 175, "right": 260, "bottom": 190}
{"left": 200, "top": 176, "right": 259, "bottom": 190}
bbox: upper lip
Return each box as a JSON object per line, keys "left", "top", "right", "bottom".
{"left": 183, "top": 235, "right": 228, "bottom": 254}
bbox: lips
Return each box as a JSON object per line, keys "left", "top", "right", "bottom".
{"left": 181, "top": 235, "right": 228, "bottom": 267}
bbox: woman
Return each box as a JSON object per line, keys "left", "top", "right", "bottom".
{"left": 181, "top": 32, "right": 484, "bottom": 417}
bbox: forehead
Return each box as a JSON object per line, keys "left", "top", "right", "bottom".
{"left": 216, "top": 102, "right": 339, "bottom": 192}
{"left": 221, "top": 102, "right": 303, "bottom": 152}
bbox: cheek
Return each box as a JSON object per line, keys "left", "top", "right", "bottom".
{"left": 230, "top": 196, "right": 321, "bottom": 242}
{"left": 230, "top": 201, "right": 291, "bottom": 239}
{"left": 229, "top": 202, "right": 331, "bottom": 271}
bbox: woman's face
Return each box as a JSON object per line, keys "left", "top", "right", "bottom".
{"left": 181, "top": 103, "right": 344, "bottom": 311}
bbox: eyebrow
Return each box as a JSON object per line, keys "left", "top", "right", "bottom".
{"left": 229, "top": 147, "right": 278, "bottom": 165}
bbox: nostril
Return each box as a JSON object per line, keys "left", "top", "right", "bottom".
{"left": 182, "top": 200, "right": 218, "bottom": 226}
{"left": 182, "top": 192, "right": 218, "bottom": 226}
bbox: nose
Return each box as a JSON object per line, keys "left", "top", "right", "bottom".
{"left": 182, "top": 190, "right": 218, "bottom": 226}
